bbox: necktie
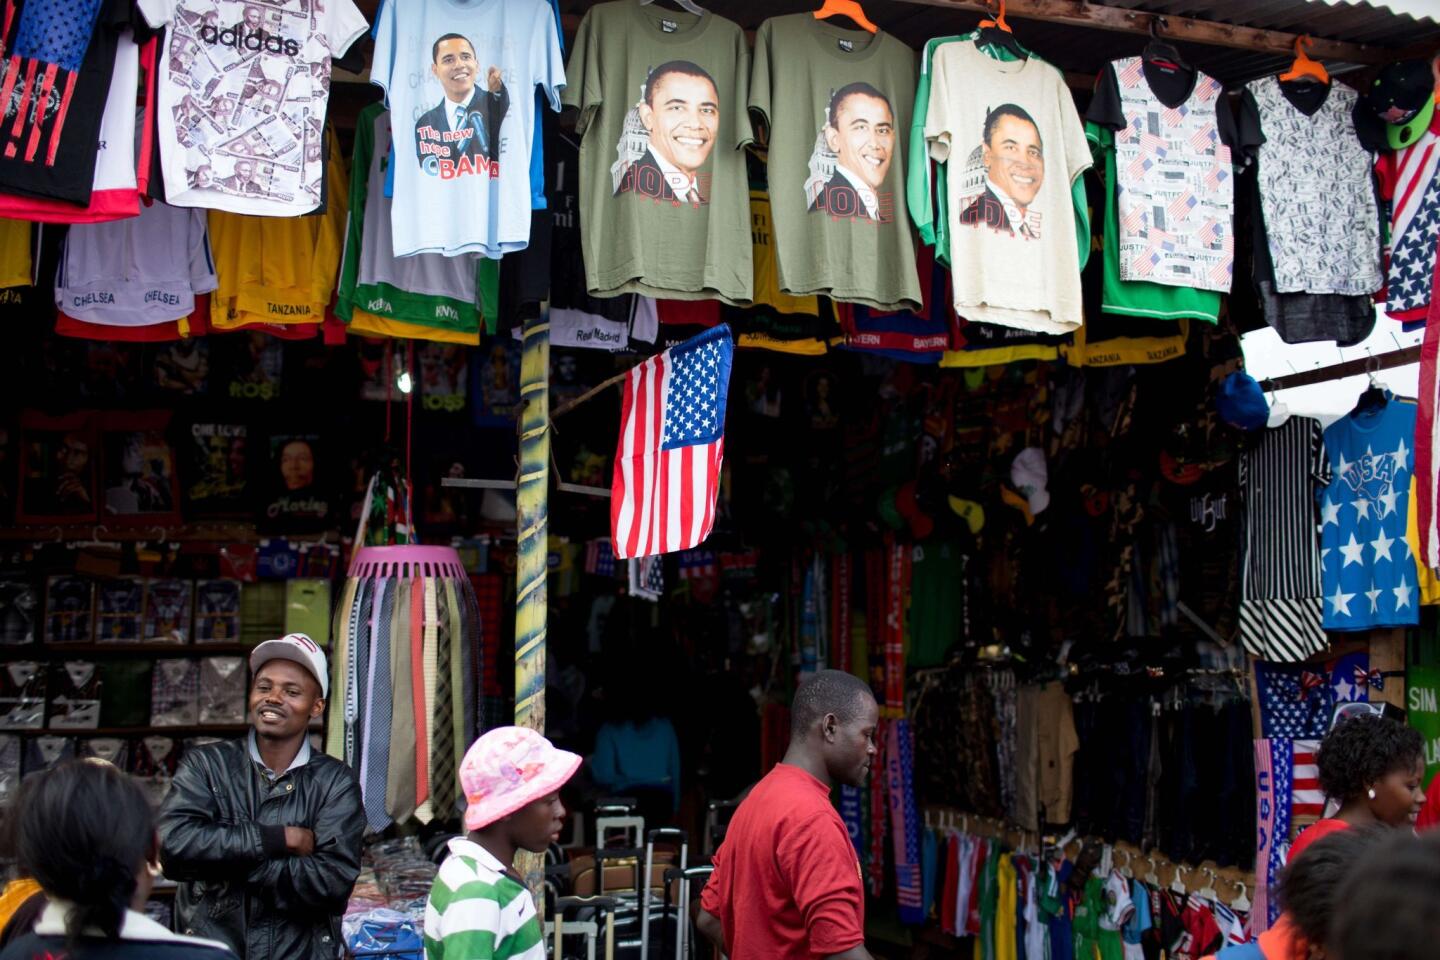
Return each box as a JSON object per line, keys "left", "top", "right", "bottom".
{"left": 414, "top": 577, "right": 439, "bottom": 824}
{"left": 454, "top": 105, "right": 466, "bottom": 132}
{"left": 324, "top": 577, "right": 358, "bottom": 762}
{"left": 431, "top": 584, "right": 455, "bottom": 817}
{"left": 361, "top": 579, "right": 394, "bottom": 831}
{"left": 444, "top": 580, "right": 467, "bottom": 793}
{"left": 386, "top": 579, "right": 416, "bottom": 824}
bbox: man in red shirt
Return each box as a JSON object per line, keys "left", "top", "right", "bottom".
{"left": 697, "top": 669, "right": 879, "bottom": 960}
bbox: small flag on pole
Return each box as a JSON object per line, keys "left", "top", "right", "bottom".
{"left": 611, "top": 324, "right": 733, "bottom": 560}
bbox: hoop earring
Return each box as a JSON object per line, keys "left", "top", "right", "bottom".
{"left": 1367, "top": 788, "right": 1377, "bottom": 800}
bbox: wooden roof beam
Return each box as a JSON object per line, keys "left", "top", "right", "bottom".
{"left": 888, "top": 0, "right": 1401, "bottom": 65}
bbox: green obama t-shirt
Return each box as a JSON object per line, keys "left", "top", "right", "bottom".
{"left": 750, "top": 14, "right": 922, "bottom": 313}
{"left": 562, "top": 3, "right": 753, "bottom": 305}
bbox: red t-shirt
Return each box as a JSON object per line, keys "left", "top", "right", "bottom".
{"left": 1287, "top": 817, "right": 1350, "bottom": 863}
{"left": 700, "top": 763, "right": 864, "bottom": 959}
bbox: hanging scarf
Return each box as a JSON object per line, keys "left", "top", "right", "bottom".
{"left": 1253, "top": 737, "right": 1293, "bottom": 933}
{"left": 868, "top": 715, "right": 888, "bottom": 896}
{"left": 840, "top": 783, "right": 865, "bottom": 860}
{"left": 832, "top": 552, "right": 852, "bottom": 673}
{"left": 888, "top": 719, "right": 924, "bottom": 924}
{"left": 885, "top": 539, "right": 909, "bottom": 712}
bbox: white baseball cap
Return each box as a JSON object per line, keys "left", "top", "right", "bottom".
{"left": 1010, "top": 447, "right": 1050, "bottom": 516}
{"left": 249, "top": 633, "right": 329, "bottom": 699}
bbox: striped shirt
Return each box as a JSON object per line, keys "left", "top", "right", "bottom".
{"left": 1238, "top": 416, "right": 1330, "bottom": 661}
{"left": 424, "top": 837, "right": 545, "bottom": 960}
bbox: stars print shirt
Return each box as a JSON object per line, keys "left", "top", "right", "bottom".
{"left": 1319, "top": 397, "right": 1421, "bottom": 630}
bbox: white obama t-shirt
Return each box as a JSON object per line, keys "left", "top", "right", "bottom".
{"left": 371, "top": 0, "right": 564, "bottom": 257}
{"left": 148, "top": 0, "right": 368, "bottom": 216}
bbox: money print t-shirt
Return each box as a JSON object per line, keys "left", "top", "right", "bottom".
{"left": 562, "top": 2, "right": 752, "bottom": 304}
{"left": 750, "top": 14, "right": 921, "bottom": 313}
{"left": 151, "top": 0, "right": 368, "bottom": 216}
{"left": 373, "top": 0, "right": 564, "bottom": 258}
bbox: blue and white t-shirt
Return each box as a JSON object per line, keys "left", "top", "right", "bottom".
{"left": 371, "top": 0, "right": 564, "bottom": 258}
{"left": 1319, "top": 398, "right": 1421, "bottom": 630}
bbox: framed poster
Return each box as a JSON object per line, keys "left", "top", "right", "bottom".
{"left": 99, "top": 412, "right": 181, "bottom": 525}
{"left": 17, "top": 412, "right": 97, "bottom": 524}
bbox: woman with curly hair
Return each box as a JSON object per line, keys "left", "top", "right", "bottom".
{"left": 1288, "top": 714, "right": 1426, "bottom": 862}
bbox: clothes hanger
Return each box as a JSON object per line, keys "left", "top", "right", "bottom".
{"left": 1351, "top": 355, "right": 1390, "bottom": 417}
{"left": 1231, "top": 881, "right": 1251, "bottom": 914}
{"left": 1265, "top": 384, "right": 1291, "bottom": 427}
{"left": 1195, "top": 868, "right": 1218, "bottom": 902}
{"left": 813, "top": 0, "right": 878, "bottom": 34}
{"left": 639, "top": 0, "right": 705, "bottom": 17}
{"left": 1143, "top": 17, "right": 1187, "bottom": 72}
{"left": 1170, "top": 864, "right": 1190, "bottom": 896}
{"left": 1279, "top": 35, "right": 1329, "bottom": 85}
{"left": 976, "top": 0, "right": 1026, "bottom": 59}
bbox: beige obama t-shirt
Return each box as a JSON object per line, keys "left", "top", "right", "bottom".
{"left": 561, "top": 2, "right": 753, "bottom": 305}
{"left": 925, "top": 42, "right": 1090, "bottom": 333}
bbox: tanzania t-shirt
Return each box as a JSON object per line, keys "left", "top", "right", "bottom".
{"left": 750, "top": 14, "right": 921, "bottom": 312}
{"left": 925, "top": 42, "right": 1091, "bottom": 333}
{"left": 151, "top": 0, "right": 367, "bottom": 216}
{"left": 562, "top": 2, "right": 753, "bottom": 304}
{"left": 372, "top": 0, "right": 563, "bottom": 257}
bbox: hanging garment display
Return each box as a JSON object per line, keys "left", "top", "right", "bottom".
{"left": 1088, "top": 57, "right": 1238, "bottom": 293}
{"left": 337, "top": 104, "right": 487, "bottom": 338}
{"left": 1238, "top": 416, "right": 1331, "bottom": 661}
{"left": 151, "top": 658, "right": 200, "bottom": 726}
{"left": 1318, "top": 397, "right": 1421, "bottom": 630}
{"left": 0, "top": 1, "right": 131, "bottom": 207}
{"left": 327, "top": 545, "right": 481, "bottom": 831}
{"left": 924, "top": 40, "right": 1092, "bottom": 332}
{"left": 1241, "top": 77, "right": 1382, "bottom": 297}
{"left": 0, "top": 34, "right": 156, "bottom": 223}
{"left": 54, "top": 200, "right": 217, "bottom": 328}
{"left": 1085, "top": 120, "right": 1221, "bottom": 324}
{"left": 371, "top": 0, "right": 562, "bottom": 257}
{"left": 562, "top": 2, "right": 753, "bottom": 304}
{"left": 149, "top": 0, "right": 367, "bottom": 215}
{"left": 750, "top": 13, "right": 922, "bottom": 312}
{"left": 206, "top": 129, "right": 348, "bottom": 332}
{"left": 1377, "top": 112, "right": 1440, "bottom": 321}
{"left": 198, "top": 656, "right": 246, "bottom": 724}
{"left": 0, "top": 662, "right": 45, "bottom": 730}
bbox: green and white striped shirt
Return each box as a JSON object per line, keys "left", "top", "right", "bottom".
{"left": 424, "top": 837, "right": 545, "bottom": 960}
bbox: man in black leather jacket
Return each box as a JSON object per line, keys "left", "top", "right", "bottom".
{"left": 159, "top": 634, "right": 363, "bottom": 959}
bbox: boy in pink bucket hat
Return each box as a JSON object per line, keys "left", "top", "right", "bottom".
{"left": 423, "top": 726, "right": 581, "bottom": 960}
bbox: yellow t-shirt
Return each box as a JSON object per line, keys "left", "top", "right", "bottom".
{"left": 750, "top": 189, "right": 819, "bottom": 317}
{"left": 208, "top": 129, "right": 347, "bottom": 325}
{"left": 349, "top": 308, "right": 481, "bottom": 345}
{"left": 0, "top": 219, "right": 30, "bottom": 289}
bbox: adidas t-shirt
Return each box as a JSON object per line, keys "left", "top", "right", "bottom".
{"left": 56, "top": 200, "right": 216, "bottom": 325}
{"left": 338, "top": 103, "right": 483, "bottom": 333}
{"left": 371, "top": 0, "right": 564, "bottom": 257}
{"left": 149, "top": 0, "right": 367, "bottom": 216}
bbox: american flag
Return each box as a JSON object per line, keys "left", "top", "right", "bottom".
{"left": 611, "top": 325, "right": 733, "bottom": 559}
{"left": 1139, "top": 132, "right": 1169, "bottom": 156}
{"left": 1167, "top": 190, "right": 1197, "bottom": 222}
{"left": 1205, "top": 163, "right": 1230, "bottom": 192}
{"left": 1189, "top": 125, "right": 1216, "bottom": 152}
{"left": 1292, "top": 739, "right": 1325, "bottom": 819}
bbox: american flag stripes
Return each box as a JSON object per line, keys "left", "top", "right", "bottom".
{"left": 1291, "top": 739, "right": 1325, "bottom": 819}
{"left": 611, "top": 325, "right": 733, "bottom": 560}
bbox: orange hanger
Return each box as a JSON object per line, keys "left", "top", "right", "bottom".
{"left": 978, "top": 0, "right": 1012, "bottom": 33}
{"left": 813, "top": 0, "right": 878, "bottom": 34}
{"left": 1279, "top": 35, "right": 1329, "bottom": 84}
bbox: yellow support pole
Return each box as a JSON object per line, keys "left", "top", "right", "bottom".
{"left": 514, "top": 309, "right": 550, "bottom": 894}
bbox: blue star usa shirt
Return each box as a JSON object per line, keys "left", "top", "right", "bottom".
{"left": 1319, "top": 398, "right": 1421, "bottom": 630}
